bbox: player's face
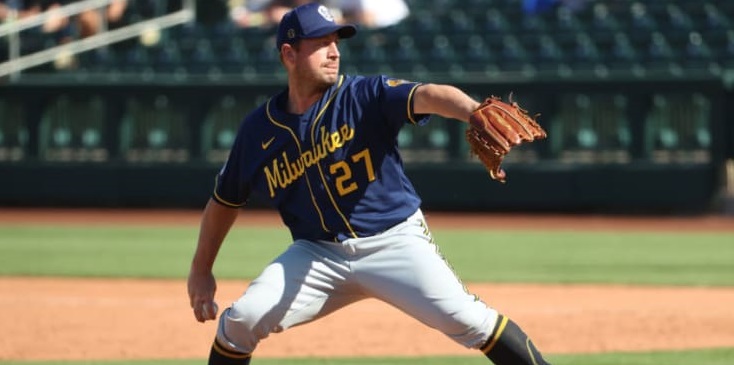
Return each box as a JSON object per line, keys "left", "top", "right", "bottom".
{"left": 293, "top": 33, "right": 341, "bottom": 88}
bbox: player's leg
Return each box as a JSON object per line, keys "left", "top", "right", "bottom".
{"left": 208, "top": 240, "right": 364, "bottom": 365}
{"left": 351, "top": 210, "right": 551, "bottom": 364}
{"left": 480, "top": 313, "right": 550, "bottom": 365}
{"left": 208, "top": 340, "right": 252, "bottom": 365}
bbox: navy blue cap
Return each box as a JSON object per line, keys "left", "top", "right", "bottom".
{"left": 276, "top": 3, "right": 357, "bottom": 50}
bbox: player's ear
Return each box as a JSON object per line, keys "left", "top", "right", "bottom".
{"left": 281, "top": 44, "right": 296, "bottom": 64}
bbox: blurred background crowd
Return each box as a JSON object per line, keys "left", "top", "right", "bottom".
{"left": 1, "top": 0, "right": 417, "bottom": 72}
{"left": 3, "top": 0, "right": 729, "bottom": 77}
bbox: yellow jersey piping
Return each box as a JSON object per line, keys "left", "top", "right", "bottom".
{"left": 265, "top": 98, "right": 330, "bottom": 233}
{"left": 406, "top": 83, "right": 422, "bottom": 125}
{"left": 212, "top": 175, "right": 245, "bottom": 207}
{"left": 309, "top": 75, "right": 357, "bottom": 238}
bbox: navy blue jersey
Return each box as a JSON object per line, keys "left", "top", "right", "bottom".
{"left": 213, "top": 75, "right": 431, "bottom": 241}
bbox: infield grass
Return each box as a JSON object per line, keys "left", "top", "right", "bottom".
{"left": 1, "top": 224, "right": 733, "bottom": 364}
{"left": 0, "top": 225, "right": 732, "bottom": 286}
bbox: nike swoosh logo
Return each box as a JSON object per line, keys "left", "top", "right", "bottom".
{"left": 261, "top": 137, "right": 275, "bottom": 150}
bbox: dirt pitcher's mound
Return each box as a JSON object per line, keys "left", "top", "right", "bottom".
{"left": 2, "top": 277, "right": 734, "bottom": 361}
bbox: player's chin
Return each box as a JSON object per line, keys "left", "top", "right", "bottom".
{"left": 321, "top": 72, "right": 339, "bottom": 85}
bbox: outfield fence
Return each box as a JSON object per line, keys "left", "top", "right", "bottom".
{"left": 1, "top": 75, "right": 732, "bottom": 213}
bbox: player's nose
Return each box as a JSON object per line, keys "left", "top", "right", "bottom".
{"left": 328, "top": 41, "right": 340, "bottom": 59}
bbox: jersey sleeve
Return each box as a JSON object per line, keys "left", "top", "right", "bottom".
{"left": 377, "top": 76, "right": 431, "bottom": 127}
{"left": 211, "top": 121, "right": 251, "bottom": 207}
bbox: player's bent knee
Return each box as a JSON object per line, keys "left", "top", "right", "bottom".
{"left": 440, "top": 305, "right": 499, "bottom": 349}
{"left": 216, "top": 302, "right": 281, "bottom": 354}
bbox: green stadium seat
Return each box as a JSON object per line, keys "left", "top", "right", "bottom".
{"left": 356, "top": 34, "right": 388, "bottom": 73}
{"left": 587, "top": 3, "right": 621, "bottom": 33}
{"left": 408, "top": 10, "right": 443, "bottom": 34}
{"left": 186, "top": 39, "right": 217, "bottom": 73}
{"left": 520, "top": 13, "right": 549, "bottom": 34}
{"left": 644, "top": 32, "right": 678, "bottom": 71}
{"left": 201, "top": 95, "right": 251, "bottom": 163}
{"left": 11, "top": 0, "right": 734, "bottom": 79}
{"left": 567, "top": 32, "right": 603, "bottom": 70}
{"left": 426, "top": 35, "right": 458, "bottom": 72}
{"left": 606, "top": 32, "right": 641, "bottom": 71}
{"left": 39, "top": 95, "right": 109, "bottom": 162}
{"left": 550, "top": 93, "right": 631, "bottom": 164}
{"left": 0, "top": 98, "right": 28, "bottom": 162}
{"left": 446, "top": 9, "right": 476, "bottom": 34}
{"left": 534, "top": 35, "right": 566, "bottom": 71}
{"left": 254, "top": 40, "right": 282, "bottom": 75}
{"left": 120, "top": 95, "right": 191, "bottom": 163}
{"left": 644, "top": 93, "right": 712, "bottom": 163}
{"left": 154, "top": 43, "right": 184, "bottom": 73}
{"left": 664, "top": 3, "right": 694, "bottom": 32}
{"left": 721, "top": 30, "right": 734, "bottom": 68}
{"left": 627, "top": 2, "right": 659, "bottom": 32}
{"left": 681, "top": 31, "right": 716, "bottom": 70}
{"left": 483, "top": 9, "right": 512, "bottom": 33}
{"left": 702, "top": 3, "right": 731, "bottom": 31}
{"left": 218, "top": 38, "right": 251, "bottom": 74}
{"left": 391, "top": 35, "right": 423, "bottom": 74}
{"left": 397, "top": 119, "right": 451, "bottom": 163}
{"left": 463, "top": 35, "right": 497, "bottom": 73}
{"left": 498, "top": 34, "right": 531, "bottom": 71}
{"left": 554, "top": 6, "right": 584, "bottom": 33}
{"left": 77, "top": 48, "right": 120, "bottom": 74}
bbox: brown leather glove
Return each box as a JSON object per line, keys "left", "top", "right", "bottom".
{"left": 466, "top": 95, "right": 547, "bottom": 183}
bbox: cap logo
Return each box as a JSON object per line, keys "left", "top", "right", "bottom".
{"left": 287, "top": 28, "right": 296, "bottom": 39}
{"left": 317, "top": 5, "right": 334, "bottom": 22}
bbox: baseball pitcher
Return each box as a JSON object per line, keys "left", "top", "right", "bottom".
{"left": 187, "top": 3, "right": 549, "bottom": 365}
